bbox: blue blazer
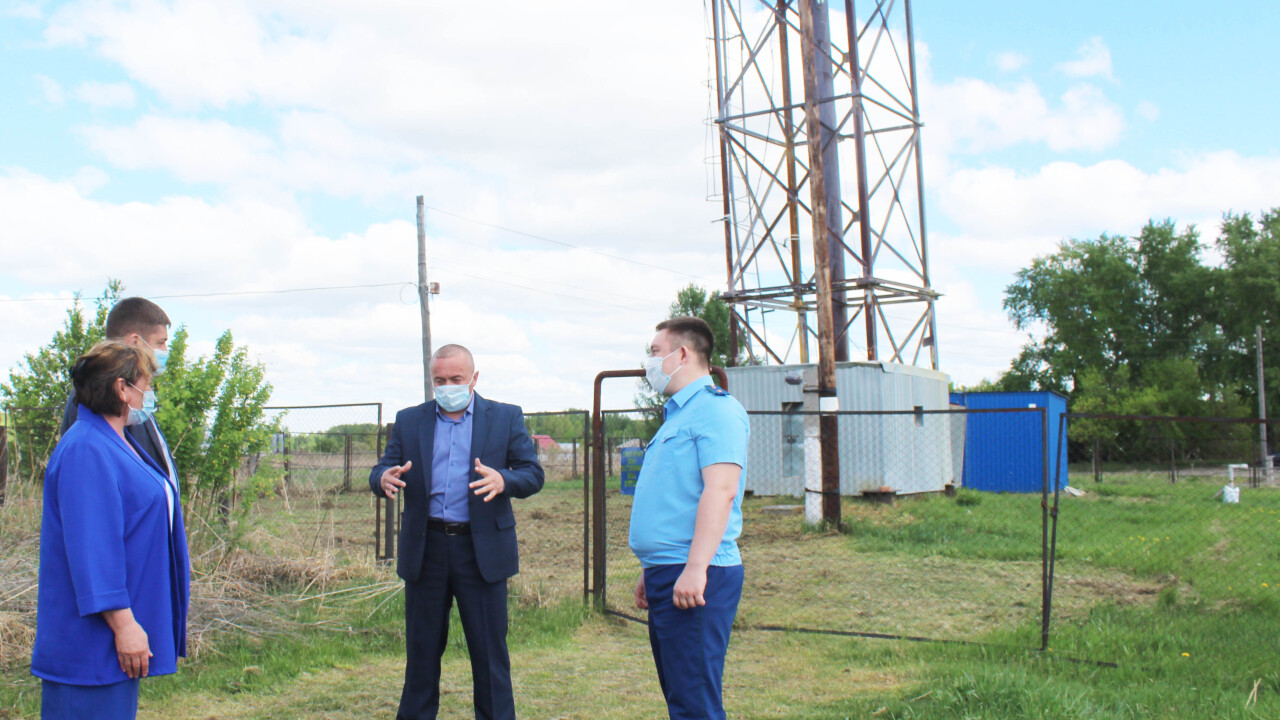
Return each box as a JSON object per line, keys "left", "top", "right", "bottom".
{"left": 32, "top": 407, "right": 191, "bottom": 686}
{"left": 62, "top": 389, "right": 176, "bottom": 481}
{"left": 370, "top": 394, "right": 544, "bottom": 583}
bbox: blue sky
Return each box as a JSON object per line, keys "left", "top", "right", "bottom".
{"left": 2, "top": 0, "right": 1279, "bottom": 415}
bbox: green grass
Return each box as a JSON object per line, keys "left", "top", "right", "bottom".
{"left": 4, "top": 475, "right": 1280, "bottom": 718}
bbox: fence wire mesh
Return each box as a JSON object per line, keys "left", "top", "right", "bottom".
{"left": 2, "top": 405, "right": 63, "bottom": 486}
{"left": 1047, "top": 413, "right": 1280, "bottom": 664}
{"left": 596, "top": 407, "right": 1053, "bottom": 649}
{"left": 523, "top": 410, "right": 591, "bottom": 483}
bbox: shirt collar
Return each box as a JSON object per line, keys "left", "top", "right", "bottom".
{"left": 435, "top": 392, "right": 476, "bottom": 420}
{"left": 664, "top": 374, "right": 714, "bottom": 413}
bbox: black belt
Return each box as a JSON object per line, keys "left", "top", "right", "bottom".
{"left": 427, "top": 518, "right": 471, "bottom": 535}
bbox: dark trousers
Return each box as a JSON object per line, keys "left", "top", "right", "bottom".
{"left": 644, "top": 563, "right": 744, "bottom": 720}
{"left": 398, "top": 530, "right": 514, "bottom": 720}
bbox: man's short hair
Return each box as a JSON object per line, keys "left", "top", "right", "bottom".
{"left": 656, "top": 316, "right": 714, "bottom": 367}
{"left": 105, "top": 297, "right": 171, "bottom": 340}
{"left": 71, "top": 340, "right": 158, "bottom": 418}
{"left": 431, "top": 344, "right": 475, "bottom": 370}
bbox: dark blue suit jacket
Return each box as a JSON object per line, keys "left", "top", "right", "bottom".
{"left": 32, "top": 407, "right": 191, "bottom": 685}
{"left": 370, "top": 394, "right": 544, "bottom": 583}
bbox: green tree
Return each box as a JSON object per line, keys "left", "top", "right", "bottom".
{"left": 2, "top": 281, "right": 121, "bottom": 480}
{"left": 998, "top": 211, "right": 1277, "bottom": 450}
{"left": 1209, "top": 210, "right": 1280, "bottom": 415}
{"left": 1003, "top": 221, "right": 1212, "bottom": 396}
{"left": 153, "top": 328, "right": 278, "bottom": 519}
{"left": 1, "top": 281, "right": 278, "bottom": 523}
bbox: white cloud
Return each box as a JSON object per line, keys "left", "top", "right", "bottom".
{"left": 933, "top": 151, "right": 1280, "bottom": 273}
{"left": 1056, "top": 36, "right": 1114, "bottom": 81}
{"left": 72, "top": 80, "right": 135, "bottom": 108}
{"left": 924, "top": 76, "right": 1125, "bottom": 157}
{"left": 993, "top": 51, "right": 1028, "bottom": 72}
{"left": 69, "top": 165, "right": 109, "bottom": 194}
{"left": 79, "top": 116, "right": 277, "bottom": 186}
{"left": 34, "top": 73, "right": 63, "bottom": 105}
{"left": 1136, "top": 100, "right": 1160, "bottom": 122}
{"left": 43, "top": 1, "right": 710, "bottom": 174}
{"left": 0, "top": 170, "right": 716, "bottom": 412}
{"left": 5, "top": 0, "right": 43, "bottom": 19}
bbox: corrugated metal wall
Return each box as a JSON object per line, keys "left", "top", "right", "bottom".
{"left": 726, "top": 362, "right": 954, "bottom": 496}
{"left": 950, "top": 391, "right": 1069, "bottom": 493}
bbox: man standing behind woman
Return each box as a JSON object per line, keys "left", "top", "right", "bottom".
{"left": 33, "top": 306, "right": 190, "bottom": 719}
{"left": 630, "top": 316, "right": 750, "bottom": 720}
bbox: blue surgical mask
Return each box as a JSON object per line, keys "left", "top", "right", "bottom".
{"left": 127, "top": 383, "right": 157, "bottom": 426}
{"left": 643, "top": 349, "right": 684, "bottom": 396}
{"left": 435, "top": 384, "right": 472, "bottom": 412}
{"left": 141, "top": 338, "right": 169, "bottom": 373}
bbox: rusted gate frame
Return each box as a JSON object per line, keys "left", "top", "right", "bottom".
{"left": 589, "top": 368, "right": 728, "bottom": 607}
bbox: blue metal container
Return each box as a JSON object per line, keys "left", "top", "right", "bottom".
{"left": 951, "top": 391, "right": 1068, "bottom": 493}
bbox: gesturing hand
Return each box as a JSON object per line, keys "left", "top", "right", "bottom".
{"left": 470, "top": 459, "right": 506, "bottom": 502}
{"left": 380, "top": 460, "right": 412, "bottom": 499}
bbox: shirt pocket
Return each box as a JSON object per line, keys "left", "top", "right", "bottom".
{"left": 647, "top": 427, "right": 693, "bottom": 457}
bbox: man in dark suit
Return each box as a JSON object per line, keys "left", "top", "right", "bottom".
{"left": 62, "top": 297, "right": 177, "bottom": 483}
{"left": 371, "top": 344, "right": 544, "bottom": 720}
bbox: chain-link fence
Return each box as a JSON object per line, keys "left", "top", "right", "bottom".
{"left": 1, "top": 405, "right": 62, "bottom": 487}
{"left": 595, "top": 407, "right": 1056, "bottom": 649}
{"left": 1046, "top": 413, "right": 1280, "bottom": 665}
{"left": 261, "top": 403, "right": 384, "bottom": 496}
{"left": 524, "top": 410, "right": 591, "bottom": 482}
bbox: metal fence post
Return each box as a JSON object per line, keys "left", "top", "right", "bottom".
{"left": 283, "top": 432, "right": 292, "bottom": 487}
{"left": 0, "top": 424, "right": 7, "bottom": 507}
{"left": 383, "top": 422, "right": 397, "bottom": 560}
{"left": 1040, "top": 406, "right": 1051, "bottom": 652}
{"left": 343, "top": 432, "right": 353, "bottom": 493}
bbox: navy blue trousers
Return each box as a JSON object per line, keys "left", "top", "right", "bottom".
{"left": 398, "top": 530, "right": 513, "bottom": 720}
{"left": 644, "top": 564, "right": 744, "bottom": 720}
{"left": 41, "top": 678, "right": 139, "bottom": 720}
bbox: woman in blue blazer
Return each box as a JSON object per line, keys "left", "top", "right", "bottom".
{"left": 32, "top": 340, "right": 190, "bottom": 720}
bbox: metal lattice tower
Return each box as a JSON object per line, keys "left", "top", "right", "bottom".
{"left": 712, "top": 0, "right": 939, "bottom": 368}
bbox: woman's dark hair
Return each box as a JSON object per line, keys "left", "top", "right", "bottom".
{"left": 71, "top": 340, "right": 157, "bottom": 418}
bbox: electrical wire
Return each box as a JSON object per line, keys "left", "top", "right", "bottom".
{"left": 424, "top": 206, "right": 715, "bottom": 283}
{"left": 0, "top": 282, "right": 413, "bottom": 303}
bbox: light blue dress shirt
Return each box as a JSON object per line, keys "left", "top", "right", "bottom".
{"left": 430, "top": 393, "right": 475, "bottom": 522}
{"left": 629, "top": 375, "right": 750, "bottom": 568}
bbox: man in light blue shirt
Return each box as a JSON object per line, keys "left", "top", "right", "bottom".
{"left": 629, "top": 316, "right": 749, "bottom": 720}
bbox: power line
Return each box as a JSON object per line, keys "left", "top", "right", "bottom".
{"left": 0, "top": 282, "right": 414, "bottom": 304}
{"left": 424, "top": 206, "right": 714, "bottom": 283}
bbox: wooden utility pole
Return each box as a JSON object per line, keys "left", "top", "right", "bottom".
{"left": 1258, "top": 326, "right": 1270, "bottom": 482}
{"left": 417, "top": 196, "right": 434, "bottom": 402}
{"left": 798, "top": 0, "right": 841, "bottom": 527}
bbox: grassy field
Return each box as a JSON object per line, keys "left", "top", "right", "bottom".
{"left": 2, "top": 471, "right": 1279, "bottom": 719}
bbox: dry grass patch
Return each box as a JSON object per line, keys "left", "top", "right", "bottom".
{"left": 139, "top": 614, "right": 907, "bottom": 720}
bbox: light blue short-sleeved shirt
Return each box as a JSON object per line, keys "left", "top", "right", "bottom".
{"left": 628, "top": 374, "right": 750, "bottom": 568}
